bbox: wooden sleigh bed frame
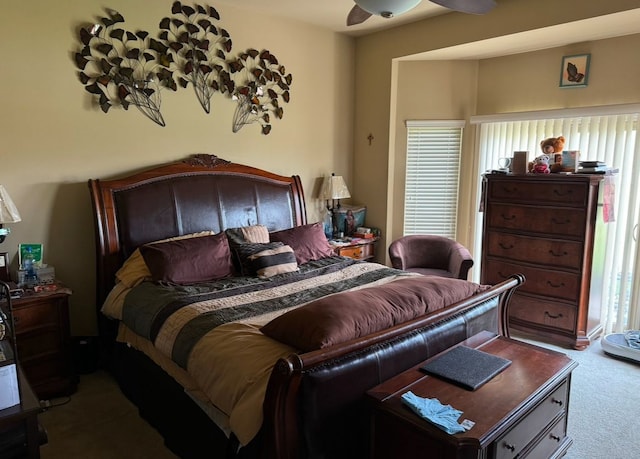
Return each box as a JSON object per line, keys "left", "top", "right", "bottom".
{"left": 88, "top": 154, "right": 523, "bottom": 459}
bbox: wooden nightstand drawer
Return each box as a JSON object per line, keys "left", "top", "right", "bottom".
{"left": 13, "top": 301, "right": 60, "bottom": 334}
{"left": 332, "top": 238, "right": 377, "bottom": 260}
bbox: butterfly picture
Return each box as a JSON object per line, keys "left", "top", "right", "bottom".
{"left": 560, "top": 54, "right": 590, "bottom": 88}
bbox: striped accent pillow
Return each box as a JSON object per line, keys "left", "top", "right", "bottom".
{"left": 249, "top": 245, "right": 299, "bottom": 279}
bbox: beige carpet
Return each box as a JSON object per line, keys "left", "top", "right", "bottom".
{"left": 37, "top": 335, "right": 639, "bottom": 458}
{"left": 38, "top": 371, "right": 177, "bottom": 459}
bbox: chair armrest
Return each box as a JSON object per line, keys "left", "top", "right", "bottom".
{"left": 447, "top": 243, "right": 474, "bottom": 280}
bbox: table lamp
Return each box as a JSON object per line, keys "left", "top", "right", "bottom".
{"left": 321, "top": 173, "right": 351, "bottom": 238}
{"left": 0, "top": 185, "right": 21, "bottom": 244}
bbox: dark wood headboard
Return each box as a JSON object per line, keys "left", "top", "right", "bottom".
{"left": 88, "top": 154, "right": 307, "bottom": 326}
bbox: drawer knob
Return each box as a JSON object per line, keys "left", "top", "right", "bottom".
{"left": 550, "top": 434, "right": 562, "bottom": 442}
{"left": 551, "top": 217, "right": 571, "bottom": 225}
{"left": 499, "top": 243, "right": 515, "bottom": 250}
{"left": 503, "top": 442, "right": 516, "bottom": 452}
{"left": 501, "top": 213, "right": 516, "bottom": 221}
{"left": 551, "top": 398, "right": 564, "bottom": 406}
{"left": 549, "top": 250, "right": 568, "bottom": 257}
{"left": 546, "top": 280, "right": 565, "bottom": 289}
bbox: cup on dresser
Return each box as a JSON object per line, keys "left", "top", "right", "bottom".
{"left": 497, "top": 157, "right": 512, "bottom": 172}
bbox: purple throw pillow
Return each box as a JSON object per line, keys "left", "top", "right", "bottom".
{"left": 139, "top": 232, "right": 234, "bottom": 284}
{"left": 269, "top": 222, "right": 334, "bottom": 265}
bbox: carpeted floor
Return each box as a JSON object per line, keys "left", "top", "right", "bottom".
{"left": 36, "top": 335, "right": 638, "bottom": 458}
{"left": 526, "top": 335, "right": 640, "bottom": 459}
{"left": 38, "top": 371, "right": 177, "bottom": 459}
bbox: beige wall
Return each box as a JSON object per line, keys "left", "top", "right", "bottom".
{"left": 0, "top": 1, "right": 355, "bottom": 335}
{"left": 389, "top": 60, "right": 478, "bottom": 243}
{"left": 477, "top": 34, "right": 640, "bottom": 114}
{"left": 354, "top": 0, "right": 640, "bottom": 264}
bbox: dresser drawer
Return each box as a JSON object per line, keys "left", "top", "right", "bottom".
{"left": 485, "top": 233, "right": 583, "bottom": 270}
{"left": 494, "top": 381, "right": 568, "bottom": 459}
{"left": 522, "top": 415, "right": 568, "bottom": 459}
{"left": 487, "top": 203, "right": 586, "bottom": 237}
{"left": 483, "top": 259, "right": 580, "bottom": 302}
{"left": 509, "top": 294, "right": 577, "bottom": 333}
{"left": 488, "top": 180, "right": 588, "bottom": 207}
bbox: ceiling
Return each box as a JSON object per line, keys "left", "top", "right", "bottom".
{"left": 215, "top": 1, "right": 640, "bottom": 60}
{"left": 214, "top": 0, "right": 451, "bottom": 36}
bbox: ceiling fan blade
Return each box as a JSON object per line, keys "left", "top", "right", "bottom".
{"left": 347, "top": 4, "right": 373, "bottom": 26}
{"left": 429, "top": 0, "right": 496, "bottom": 15}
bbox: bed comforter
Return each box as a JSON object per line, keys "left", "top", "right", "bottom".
{"left": 108, "top": 257, "right": 484, "bottom": 444}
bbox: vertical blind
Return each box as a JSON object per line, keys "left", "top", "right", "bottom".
{"left": 404, "top": 120, "right": 464, "bottom": 239}
{"left": 473, "top": 113, "right": 640, "bottom": 333}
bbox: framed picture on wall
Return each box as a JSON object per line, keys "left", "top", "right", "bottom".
{"left": 559, "top": 54, "right": 590, "bottom": 88}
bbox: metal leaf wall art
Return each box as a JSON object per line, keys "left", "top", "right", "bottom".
{"left": 74, "top": 2, "right": 293, "bottom": 135}
{"left": 229, "top": 49, "right": 293, "bottom": 135}
{"left": 159, "top": 3, "right": 232, "bottom": 114}
{"left": 75, "top": 9, "right": 177, "bottom": 126}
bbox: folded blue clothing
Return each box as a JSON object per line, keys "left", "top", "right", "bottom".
{"left": 401, "top": 391, "right": 475, "bottom": 434}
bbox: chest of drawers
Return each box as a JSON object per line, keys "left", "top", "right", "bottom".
{"left": 480, "top": 174, "right": 605, "bottom": 349}
{"left": 367, "top": 332, "right": 577, "bottom": 459}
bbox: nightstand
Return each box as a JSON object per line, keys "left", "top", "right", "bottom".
{"left": 367, "top": 332, "right": 577, "bottom": 459}
{"left": 330, "top": 237, "right": 378, "bottom": 261}
{"left": 8, "top": 286, "right": 77, "bottom": 399}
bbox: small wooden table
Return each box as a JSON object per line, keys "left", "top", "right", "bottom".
{"left": 367, "top": 332, "right": 577, "bottom": 459}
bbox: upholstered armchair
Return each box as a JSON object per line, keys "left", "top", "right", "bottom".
{"left": 388, "top": 235, "right": 474, "bottom": 280}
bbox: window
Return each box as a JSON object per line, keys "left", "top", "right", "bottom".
{"left": 404, "top": 120, "right": 464, "bottom": 239}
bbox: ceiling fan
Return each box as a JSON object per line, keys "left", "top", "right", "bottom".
{"left": 347, "top": 0, "right": 497, "bottom": 26}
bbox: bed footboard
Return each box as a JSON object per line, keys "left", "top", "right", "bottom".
{"left": 263, "top": 274, "right": 523, "bottom": 459}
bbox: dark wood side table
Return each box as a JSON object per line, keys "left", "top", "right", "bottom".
{"left": 367, "top": 332, "right": 577, "bottom": 459}
{"left": 0, "top": 366, "right": 44, "bottom": 458}
{"left": 7, "top": 286, "right": 77, "bottom": 399}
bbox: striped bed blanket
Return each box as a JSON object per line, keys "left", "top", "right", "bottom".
{"left": 120, "top": 257, "right": 415, "bottom": 444}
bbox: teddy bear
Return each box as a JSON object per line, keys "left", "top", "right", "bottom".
{"left": 539, "top": 135, "right": 565, "bottom": 172}
{"left": 531, "top": 154, "right": 551, "bottom": 174}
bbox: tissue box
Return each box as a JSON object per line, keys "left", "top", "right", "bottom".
{"left": 36, "top": 266, "right": 56, "bottom": 284}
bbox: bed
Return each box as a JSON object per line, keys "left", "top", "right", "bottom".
{"left": 88, "top": 154, "right": 523, "bottom": 459}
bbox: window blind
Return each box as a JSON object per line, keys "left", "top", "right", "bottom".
{"left": 404, "top": 120, "right": 464, "bottom": 238}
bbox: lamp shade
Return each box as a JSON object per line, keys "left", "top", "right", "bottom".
{"left": 0, "top": 186, "right": 21, "bottom": 224}
{"left": 321, "top": 174, "right": 351, "bottom": 200}
{"left": 355, "top": 0, "right": 421, "bottom": 17}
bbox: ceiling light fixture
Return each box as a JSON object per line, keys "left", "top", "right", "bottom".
{"left": 354, "top": 0, "right": 421, "bottom": 18}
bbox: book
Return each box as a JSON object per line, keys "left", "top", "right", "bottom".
{"left": 579, "top": 161, "right": 606, "bottom": 168}
{"left": 420, "top": 345, "right": 512, "bottom": 391}
{"left": 576, "top": 166, "right": 609, "bottom": 174}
